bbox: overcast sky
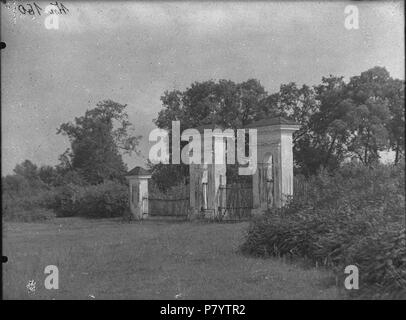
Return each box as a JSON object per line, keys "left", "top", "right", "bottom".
{"left": 1, "top": 1, "right": 404, "bottom": 175}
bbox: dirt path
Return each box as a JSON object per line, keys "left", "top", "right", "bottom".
{"left": 3, "top": 218, "right": 341, "bottom": 299}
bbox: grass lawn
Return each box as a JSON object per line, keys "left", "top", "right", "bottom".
{"left": 2, "top": 218, "right": 341, "bottom": 299}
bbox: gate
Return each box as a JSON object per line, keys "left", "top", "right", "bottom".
{"left": 147, "top": 197, "right": 190, "bottom": 217}
{"left": 218, "top": 183, "right": 253, "bottom": 221}
{"left": 146, "top": 182, "right": 190, "bottom": 218}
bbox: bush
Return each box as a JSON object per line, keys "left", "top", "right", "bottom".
{"left": 2, "top": 191, "right": 57, "bottom": 222}
{"left": 3, "top": 208, "right": 55, "bottom": 222}
{"left": 241, "top": 162, "right": 406, "bottom": 299}
{"left": 52, "top": 170, "right": 88, "bottom": 187}
{"left": 3, "top": 180, "right": 128, "bottom": 220}
{"left": 53, "top": 181, "right": 128, "bottom": 218}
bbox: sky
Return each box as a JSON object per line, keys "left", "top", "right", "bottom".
{"left": 1, "top": 1, "right": 404, "bottom": 175}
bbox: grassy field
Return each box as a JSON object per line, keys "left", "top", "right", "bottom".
{"left": 3, "top": 218, "right": 341, "bottom": 299}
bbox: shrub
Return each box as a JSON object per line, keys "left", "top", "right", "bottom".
{"left": 53, "top": 170, "right": 88, "bottom": 187}
{"left": 2, "top": 191, "right": 57, "bottom": 222}
{"left": 3, "top": 208, "right": 55, "bottom": 222}
{"left": 53, "top": 181, "right": 128, "bottom": 218}
{"left": 241, "top": 162, "right": 406, "bottom": 299}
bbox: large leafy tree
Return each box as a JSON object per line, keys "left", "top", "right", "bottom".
{"left": 152, "top": 79, "right": 268, "bottom": 187}
{"left": 155, "top": 79, "right": 267, "bottom": 130}
{"left": 38, "top": 165, "right": 59, "bottom": 186}
{"left": 385, "top": 78, "right": 405, "bottom": 164}
{"left": 261, "top": 82, "right": 322, "bottom": 175}
{"left": 57, "top": 100, "right": 141, "bottom": 184}
{"left": 152, "top": 67, "right": 404, "bottom": 183}
{"left": 297, "top": 67, "right": 403, "bottom": 172}
{"left": 345, "top": 67, "right": 393, "bottom": 165}
{"left": 2, "top": 160, "right": 47, "bottom": 196}
{"left": 13, "top": 159, "right": 40, "bottom": 183}
{"left": 307, "top": 76, "right": 352, "bottom": 173}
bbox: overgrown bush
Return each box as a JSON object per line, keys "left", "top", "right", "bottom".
{"left": 2, "top": 191, "right": 57, "bottom": 222}
{"left": 241, "top": 162, "right": 406, "bottom": 299}
{"left": 53, "top": 181, "right": 128, "bottom": 218}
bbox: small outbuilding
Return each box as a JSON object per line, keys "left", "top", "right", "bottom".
{"left": 126, "top": 166, "right": 151, "bottom": 219}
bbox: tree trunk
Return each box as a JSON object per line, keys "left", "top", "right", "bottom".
{"left": 324, "top": 135, "right": 337, "bottom": 168}
{"left": 364, "top": 129, "right": 370, "bottom": 166}
{"left": 364, "top": 146, "right": 368, "bottom": 165}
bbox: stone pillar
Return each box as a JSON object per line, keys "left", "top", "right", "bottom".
{"left": 211, "top": 130, "right": 227, "bottom": 218}
{"left": 188, "top": 125, "right": 228, "bottom": 219}
{"left": 279, "top": 129, "right": 296, "bottom": 205}
{"left": 247, "top": 118, "right": 299, "bottom": 214}
{"left": 126, "top": 168, "right": 151, "bottom": 219}
{"left": 189, "top": 163, "right": 202, "bottom": 216}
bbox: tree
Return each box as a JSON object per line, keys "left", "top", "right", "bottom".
{"left": 385, "top": 78, "right": 405, "bottom": 164}
{"left": 2, "top": 160, "right": 46, "bottom": 196}
{"left": 2, "top": 174, "right": 31, "bottom": 196}
{"left": 153, "top": 79, "right": 267, "bottom": 187}
{"left": 299, "top": 67, "right": 403, "bottom": 171}
{"left": 260, "top": 82, "right": 321, "bottom": 175}
{"left": 148, "top": 162, "right": 189, "bottom": 191}
{"left": 13, "top": 159, "right": 39, "bottom": 181}
{"left": 309, "top": 76, "right": 352, "bottom": 172}
{"left": 57, "top": 100, "right": 141, "bottom": 184}
{"left": 38, "top": 165, "right": 59, "bottom": 186}
{"left": 12, "top": 159, "right": 48, "bottom": 189}
{"left": 345, "top": 67, "right": 392, "bottom": 165}
{"left": 155, "top": 79, "right": 267, "bottom": 130}
{"left": 152, "top": 67, "right": 404, "bottom": 180}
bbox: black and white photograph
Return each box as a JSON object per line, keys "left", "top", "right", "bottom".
{"left": 1, "top": 1, "right": 405, "bottom": 303}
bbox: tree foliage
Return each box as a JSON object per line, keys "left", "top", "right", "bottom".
{"left": 153, "top": 67, "right": 404, "bottom": 181}
{"left": 57, "top": 100, "right": 141, "bottom": 184}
